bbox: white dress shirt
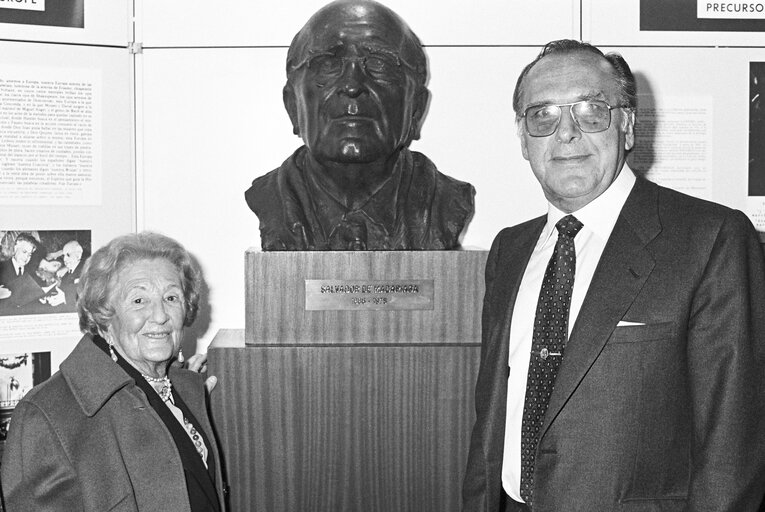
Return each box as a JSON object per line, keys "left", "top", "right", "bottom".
{"left": 12, "top": 258, "right": 24, "bottom": 276}
{"left": 501, "top": 166, "right": 636, "bottom": 501}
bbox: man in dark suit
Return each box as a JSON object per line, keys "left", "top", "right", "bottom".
{"left": 462, "top": 40, "right": 765, "bottom": 512}
{"left": 0, "top": 233, "right": 37, "bottom": 288}
{"left": 54, "top": 240, "right": 84, "bottom": 306}
{"left": 56, "top": 240, "right": 84, "bottom": 285}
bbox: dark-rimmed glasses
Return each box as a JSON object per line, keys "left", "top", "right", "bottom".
{"left": 521, "top": 100, "right": 625, "bottom": 137}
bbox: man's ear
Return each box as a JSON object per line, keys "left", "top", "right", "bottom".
{"left": 517, "top": 120, "right": 530, "bottom": 161}
{"left": 623, "top": 109, "right": 636, "bottom": 151}
{"left": 283, "top": 82, "right": 300, "bottom": 136}
{"left": 408, "top": 87, "right": 430, "bottom": 142}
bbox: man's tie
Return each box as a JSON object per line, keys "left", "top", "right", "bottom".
{"left": 519, "top": 214, "right": 583, "bottom": 507}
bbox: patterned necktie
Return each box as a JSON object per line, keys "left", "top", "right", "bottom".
{"left": 519, "top": 214, "right": 583, "bottom": 506}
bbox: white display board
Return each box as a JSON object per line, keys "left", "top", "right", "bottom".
{"left": 0, "top": 41, "right": 135, "bottom": 256}
{"left": 0, "top": 41, "right": 134, "bottom": 366}
{"left": 5, "top": 0, "right": 765, "bottom": 357}
{"left": 137, "top": 0, "right": 579, "bottom": 47}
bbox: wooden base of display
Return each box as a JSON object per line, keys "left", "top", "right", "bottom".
{"left": 210, "top": 249, "right": 488, "bottom": 511}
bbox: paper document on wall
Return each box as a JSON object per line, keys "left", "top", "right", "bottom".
{"left": 627, "top": 95, "right": 713, "bottom": 200}
{"left": 0, "top": 65, "right": 102, "bottom": 205}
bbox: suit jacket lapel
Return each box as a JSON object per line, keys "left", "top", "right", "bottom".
{"left": 541, "top": 178, "right": 662, "bottom": 438}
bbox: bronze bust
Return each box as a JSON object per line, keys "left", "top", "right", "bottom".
{"left": 245, "top": 0, "right": 474, "bottom": 250}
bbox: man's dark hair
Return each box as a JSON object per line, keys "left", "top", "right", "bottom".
{"left": 14, "top": 233, "right": 38, "bottom": 252}
{"left": 512, "top": 39, "right": 637, "bottom": 117}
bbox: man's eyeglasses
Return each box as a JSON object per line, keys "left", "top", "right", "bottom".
{"left": 521, "top": 100, "right": 627, "bottom": 137}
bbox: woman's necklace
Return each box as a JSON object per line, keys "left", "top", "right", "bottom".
{"left": 141, "top": 373, "right": 172, "bottom": 402}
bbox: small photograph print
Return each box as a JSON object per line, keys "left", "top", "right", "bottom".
{"left": 641, "top": 0, "right": 765, "bottom": 32}
{"left": 0, "top": 351, "right": 51, "bottom": 441}
{"left": 0, "top": 230, "right": 90, "bottom": 317}
{"left": 751, "top": 63, "right": 765, "bottom": 197}
{"left": 0, "top": 0, "right": 84, "bottom": 29}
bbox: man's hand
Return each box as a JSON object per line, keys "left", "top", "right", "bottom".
{"left": 45, "top": 288, "right": 66, "bottom": 307}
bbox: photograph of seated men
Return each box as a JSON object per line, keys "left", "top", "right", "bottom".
{"left": 0, "top": 231, "right": 90, "bottom": 316}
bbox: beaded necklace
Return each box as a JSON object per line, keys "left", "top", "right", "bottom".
{"left": 141, "top": 372, "right": 207, "bottom": 463}
{"left": 141, "top": 373, "right": 173, "bottom": 402}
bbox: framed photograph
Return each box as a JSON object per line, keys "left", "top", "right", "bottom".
{"left": 0, "top": 0, "right": 83, "bottom": 28}
{"left": 0, "top": 351, "right": 51, "bottom": 441}
{"left": 750, "top": 63, "right": 765, "bottom": 197}
{"left": 0, "top": 230, "right": 90, "bottom": 317}
{"left": 641, "top": 0, "right": 765, "bottom": 32}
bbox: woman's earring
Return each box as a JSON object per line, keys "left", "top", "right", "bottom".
{"left": 177, "top": 348, "right": 184, "bottom": 364}
{"left": 108, "top": 340, "right": 118, "bottom": 363}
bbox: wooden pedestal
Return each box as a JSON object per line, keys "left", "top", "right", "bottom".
{"left": 209, "top": 250, "right": 487, "bottom": 512}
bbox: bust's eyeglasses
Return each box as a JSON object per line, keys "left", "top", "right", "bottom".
{"left": 291, "top": 48, "right": 414, "bottom": 80}
{"left": 521, "top": 100, "right": 626, "bottom": 137}
{"left": 308, "top": 54, "right": 400, "bottom": 78}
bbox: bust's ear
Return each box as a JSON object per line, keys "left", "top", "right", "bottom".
{"left": 408, "top": 86, "right": 430, "bottom": 142}
{"left": 283, "top": 82, "right": 300, "bottom": 136}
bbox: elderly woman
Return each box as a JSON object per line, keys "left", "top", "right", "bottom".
{"left": 1, "top": 232, "right": 225, "bottom": 512}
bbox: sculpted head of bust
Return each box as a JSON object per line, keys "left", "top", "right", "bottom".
{"left": 283, "top": 0, "right": 429, "bottom": 168}
{"left": 245, "top": 0, "right": 474, "bottom": 251}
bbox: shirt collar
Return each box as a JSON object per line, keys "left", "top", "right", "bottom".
{"left": 542, "top": 164, "right": 636, "bottom": 244}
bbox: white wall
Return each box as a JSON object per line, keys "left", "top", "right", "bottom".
{"left": 4, "top": 0, "right": 764, "bottom": 358}
{"left": 135, "top": 0, "right": 577, "bottom": 352}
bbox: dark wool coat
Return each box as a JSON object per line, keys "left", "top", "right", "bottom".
{"left": 1, "top": 334, "right": 226, "bottom": 512}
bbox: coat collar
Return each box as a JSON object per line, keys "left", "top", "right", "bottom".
{"left": 60, "top": 333, "right": 134, "bottom": 417}
{"left": 540, "top": 177, "right": 662, "bottom": 438}
{"left": 60, "top": 334, "right": 204, "bottom": 419}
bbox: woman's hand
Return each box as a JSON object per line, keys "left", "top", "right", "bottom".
{"left": 184, "top": 353, "right": 218, "bottom": 393}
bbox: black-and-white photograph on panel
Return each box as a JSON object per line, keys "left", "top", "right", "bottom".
{"left": 641, "top": 0, "right": 765, "bottom": 31}
{"left": 0, "top": 0, "right": 83, "bottom": 28}
{"left": 0, "top": 229, "right": 90, "bottom": 317}
{"left": 750, "top": 63, "right": 765, "bottom": 198}
{"left": 0, "top": 350, "right": 51, "bottom": 441}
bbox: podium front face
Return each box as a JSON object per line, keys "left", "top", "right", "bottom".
{"left": 245, "top": 251, "right": 486, "bottom": 345}
{"left": 210, "top": 250, "right": 487, "bottom": 512}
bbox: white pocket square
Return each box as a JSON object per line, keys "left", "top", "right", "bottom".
{"left": 617, "top": 320, "right": 646, "bottom": 327}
